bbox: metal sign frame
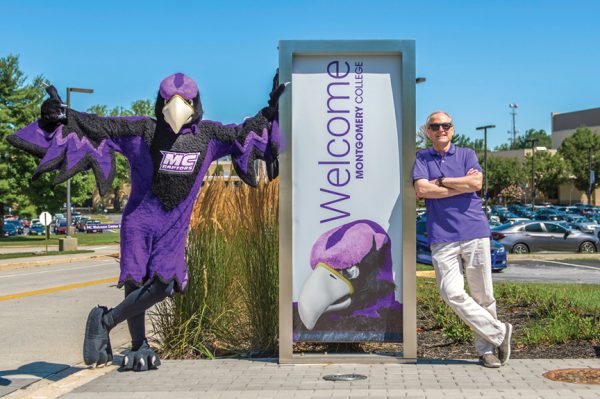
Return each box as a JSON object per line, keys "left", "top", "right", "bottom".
{"left": 278, "top": 40, "right": 416, "bottom": 364}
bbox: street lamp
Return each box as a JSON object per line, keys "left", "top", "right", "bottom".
{"left": 416, "top": 77, "right": 427, "bottom": 84}
{"left": 65, "top": 87, "right": 94, "bottom": 237}
{"left": 525, "top": 139, "right": 548, "bottom": 212}
{"left": 476, "top": 125, "right": 495, "bottom": 210}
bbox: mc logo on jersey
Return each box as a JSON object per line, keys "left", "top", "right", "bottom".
{"left": 159, "top": 151, "right": 200, "bottom": 173}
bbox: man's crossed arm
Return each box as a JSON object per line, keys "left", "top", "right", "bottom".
{"left": 414, "top": 168, "right": 483, "bottom": 199}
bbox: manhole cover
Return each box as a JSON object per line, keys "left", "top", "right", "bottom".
{"left": 543, "top": 368, "right": 600, "bottom": 385}
{"left": 323, "top": 374, "right": 367, "bottom": 382}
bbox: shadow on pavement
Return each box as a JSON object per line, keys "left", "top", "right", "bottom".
{"left": 0, "top": 361, "right": 79, "bottom": 385}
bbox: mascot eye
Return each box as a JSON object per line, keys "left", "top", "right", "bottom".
{"left": 345, "top": 266, "right": 360, "bottom": 280}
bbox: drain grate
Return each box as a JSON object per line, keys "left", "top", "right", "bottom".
{"left": 323, "top": 374, "right": 367, "bottom": 382}
{"left": 543, "top": 368, "right": 600, "bottom": 385}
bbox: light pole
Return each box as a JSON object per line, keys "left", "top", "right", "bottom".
{"left": 509, "top": 103, "right": 518, "bottom": 147}
{"left": 65, "top": 87, "right": 94, "bottom": 238}
{"left": 525, "top": 139, "right": 537, "bottom": 212}
{"left": 476, "top": 125, "right": 495, "bottom": 210}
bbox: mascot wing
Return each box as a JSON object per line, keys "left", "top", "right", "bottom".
{"left": 230, "top": 117, "right": 281, "bottom": 187}
{"left": 7, "top": 115, "right": 150, "bottom": 196}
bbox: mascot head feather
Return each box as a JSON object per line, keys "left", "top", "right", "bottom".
{"left": 155, "top": 73, "right": 203, "bottom": 134}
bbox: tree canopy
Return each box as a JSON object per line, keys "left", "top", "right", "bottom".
{"left": 558, "top": 127, "right": 600, "bottom": 204}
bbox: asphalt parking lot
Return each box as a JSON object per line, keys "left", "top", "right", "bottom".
{"left": 494, "top": 258, "right": 600, "bottom": 284}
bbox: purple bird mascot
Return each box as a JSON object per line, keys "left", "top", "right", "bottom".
{"left": 7, "top": 72, "right": 285, "bottom": 371}
{"left": 294, "top": 220, "right": 403, "bottom": 342}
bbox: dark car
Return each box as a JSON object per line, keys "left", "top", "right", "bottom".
{"left": 491, "top": 221, "right": 599, "bottom": 254}
{"left": 55, "top": 218, "right": 68, "bottom": 235}
{"left": 77, "top": 217, "right": 89, "bottom": 232}
{"left": 2, "top": 222, "right": 18, "bottom": 237}
{"left": 29, "top": 222, "right": 46, "bottom": 235}
{"left": 4, "top": 219, "right": 23, "bottom": 235}
{"left": 416, "top": 220, "right": 507, "bottom": 271}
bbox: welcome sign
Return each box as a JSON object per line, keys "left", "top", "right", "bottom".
{"left": 278, "top": 41, "right": 417, "bottom": 363}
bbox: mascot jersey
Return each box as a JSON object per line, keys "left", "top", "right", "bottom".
{"left": 8, "top": 73, "right": 281, "bottom": 293}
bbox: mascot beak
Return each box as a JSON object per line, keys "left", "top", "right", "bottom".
{"left": 298, "top": 263, "right": 354, "bottom": 330}
{"left": 162, "top": 95, "right": 194, "bottom": 134}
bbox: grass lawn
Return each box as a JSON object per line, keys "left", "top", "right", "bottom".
{"left": 0, "top": 232, "right": 120, "bottom": 246}
{"left": 418, "top": 272, "right": 600, "bottom": 346}
{"left": 0, "top": 249, "right": 94, "bottom": 260}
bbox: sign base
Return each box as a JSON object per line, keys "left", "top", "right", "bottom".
{"left": 59, "top": 237, "right": 78, "bottom": 251}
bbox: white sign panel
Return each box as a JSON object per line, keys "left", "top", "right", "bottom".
{"left": 39, "top": 212, "right": 52, "bottom": 226}
{"left": 291, "top": 55, "right": 403, "bottom": 342}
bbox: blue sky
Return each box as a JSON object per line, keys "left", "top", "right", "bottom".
{"left": 3, "top": 0, "right": 599, "bottom": 149}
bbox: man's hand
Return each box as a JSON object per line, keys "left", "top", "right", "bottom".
{"left": 414, "top": 179, "right": 463, "bottom": 199}
{"left": 439, "top": 169, "right": 483, "bottom": 193}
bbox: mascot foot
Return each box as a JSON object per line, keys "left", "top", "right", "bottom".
{"left": 121, "top": 340, "right": 161, "bottom": 371}
{"left": 83, "top": 306, "right": 112, "bottom": 367}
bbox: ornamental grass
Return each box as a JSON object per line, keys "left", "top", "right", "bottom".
{"left": 151, "top": 173, "right": 279, "bottom": 359}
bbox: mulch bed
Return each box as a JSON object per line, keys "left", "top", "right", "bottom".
{"left": 544, "top": 368, "right": 600, "bottom": 384}
{"left": 293, "top": 303, "right": 600, "bottom": 360}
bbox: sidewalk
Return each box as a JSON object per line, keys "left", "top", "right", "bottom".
{"left": 24, "top": 357, "right": 600, "bottom": 399}
{"left": 0, "top": 245, "right": 119, "bottom": 271}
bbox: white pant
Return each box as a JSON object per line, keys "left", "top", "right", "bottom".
{"left": 431, "top": 238, "right": 506, "bottom": 355}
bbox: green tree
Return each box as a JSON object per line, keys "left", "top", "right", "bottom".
{"left": 558, "top": 127, "right": 600, "bottom": 204}
{"left": 484, "top": 156, "right": 526, "bottom": 201}
{"left": 524, "top": 151, "right": 569, "bottom": 202}
{"left": 495, "top": 129, "right": 552, "bottom": 151}
{"left": 131, "top": 100, "right": 154, "bottom": 116}
{"left": 415, "top": 129, "right": 484, "bottom": 152}
{"left": 0, "top": 55, "right": 94, "bottom": 227}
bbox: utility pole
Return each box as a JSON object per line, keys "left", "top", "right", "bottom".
{"left": 509, "top": 103, "right": 518, "bottom": 148}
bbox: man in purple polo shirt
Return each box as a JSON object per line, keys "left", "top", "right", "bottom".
{"left": 412, "top": 111, "right": 512, "bottom": 368}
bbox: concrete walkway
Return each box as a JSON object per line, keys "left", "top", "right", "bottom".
{"left": 26, "top": 358, "right": 598, "bottom": 399}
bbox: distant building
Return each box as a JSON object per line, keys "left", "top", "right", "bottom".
{"left": 552, "top": 107, "right": 600, "bottom": 149}
{"left": 489, "top": 106, "right": 600, "bottom": 205}
{"left": 552, "top": 107, "right": 600, "bottom": 205}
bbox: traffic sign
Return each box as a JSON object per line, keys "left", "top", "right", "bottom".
{"left": 39, "top": 211, "right": 52, "bottom": 226}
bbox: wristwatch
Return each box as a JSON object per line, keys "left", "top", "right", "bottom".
{"left": 436, "top": 177, "right": 445, "bottom": 187}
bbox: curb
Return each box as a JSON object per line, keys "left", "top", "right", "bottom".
{"left": 0, "top": 253, "right": 120, "bottom": 272}
{"left": 5, "top": 342, "right": 130, "bottom": 399}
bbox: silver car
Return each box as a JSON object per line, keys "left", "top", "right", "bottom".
{"left": 491, "top": 221, "right": 599, "bottom": 254}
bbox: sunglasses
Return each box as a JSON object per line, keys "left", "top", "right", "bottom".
{"left": 428, "top": 123, "right": 453, "bottom": 131}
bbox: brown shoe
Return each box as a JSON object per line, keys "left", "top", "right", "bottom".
{"left": 497, "top": 322, "right": 513, "bottom": 365}
{"left": 479, "top": 353, "right": 501, "bottom": 368}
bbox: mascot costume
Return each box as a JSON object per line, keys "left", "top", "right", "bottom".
{"left": 8, "top": 72, "right": 284, "bottom": 371}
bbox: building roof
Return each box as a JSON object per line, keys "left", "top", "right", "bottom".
{"left": 553, "top": 107, "right": 600, "bottom": 131}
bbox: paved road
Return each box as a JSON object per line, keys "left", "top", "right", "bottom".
{"left": 0, "top": 256, "right": 130, "bottom": 397}
{"left": 494, "top": 258, "right": 600, "bottom": 284}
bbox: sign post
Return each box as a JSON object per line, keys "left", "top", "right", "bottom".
{"left": 278, "top": 40, "right": 416, "bottom": 363}
{"left": 39, "top": 211, "right": 52, "bottom": 254}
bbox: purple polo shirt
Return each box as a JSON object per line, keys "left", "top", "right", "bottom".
{"left": 412, "top": 144, "right": 490, "bottom": 245}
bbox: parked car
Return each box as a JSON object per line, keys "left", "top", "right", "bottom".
{"left": 2, "top": 222, "right": 18, "bottom": 237}
{"left": 55, "top": 218, "right": 68, "bottom": 235}
{"left": 416, "top": 220, "right": 507, "bottom": 271}
{"left": 491, "top": 221, "right": 599, "bottom": 254}
{"left": 76, "top": 217, "right": 89, "bottom": 232}
{"left": 4, "top": 219, "right": 23, "bottom": 235}
{"left": 533, "top": 214, "right": 565, "bottom": 222}
{"left": 29, "top": 222, "right": 46, "bottom": 235}
{"left": 84, "top": 219, "right": 102, "bottom": 233}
